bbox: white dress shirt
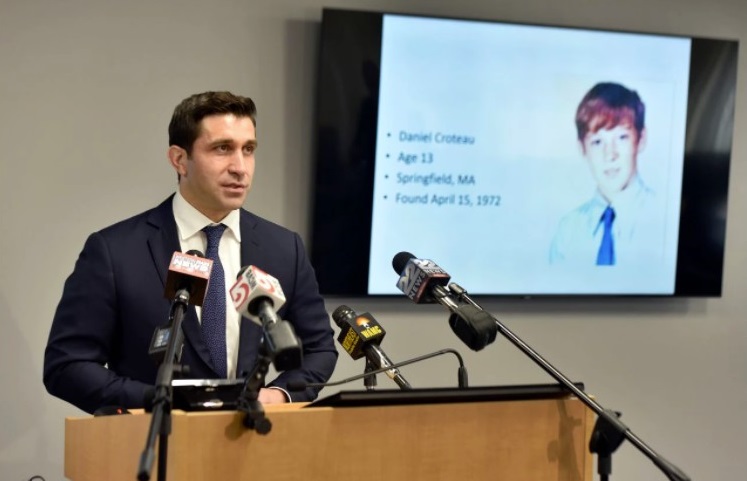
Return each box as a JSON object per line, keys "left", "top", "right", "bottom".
{"left": 172, "top": 191, "right": 242, "bottom": 379}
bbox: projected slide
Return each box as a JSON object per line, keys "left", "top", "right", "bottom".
{"left": 367, "top": 15, "right": 691, "bottom": 295}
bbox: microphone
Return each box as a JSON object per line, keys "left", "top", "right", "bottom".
{"left": 287, "top": 348, "right": 468, "bottom": 391}
{"left": 163, "top": 250, "right": 212, "bottom": 306}
{"left": 230, "top": 266, "right": 302, "bottom": 371}
{"left": 392, "top": 252, "right": 498, "bottom": 351}
{"left": 230, "top": 265, "right": 285, "bottom": 326}
{"left": 332, "top": 305, "right": 412, "bottom": 390}
{"left": 392, "top": 251, "right": 452, "bottom": 304}
{"left": 149, "top": 250, "right": 212, "bottom": 365}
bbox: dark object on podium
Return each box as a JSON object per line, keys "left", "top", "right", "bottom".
{"left": 171, "top": 379, "right": 245, "bottom": 411}
{"left": 308, "top": 382, "right": 584, "bottom": 408}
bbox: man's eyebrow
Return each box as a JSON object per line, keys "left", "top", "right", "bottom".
{"left": 207, "top": 138, "right": 233, "bottom": 146}
{"left": 206, "top": 138, "right": 257, "bottom": 147}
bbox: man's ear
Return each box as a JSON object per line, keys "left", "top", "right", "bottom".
{"left": 167, "top": 146, "right": 188, "bottom": 178}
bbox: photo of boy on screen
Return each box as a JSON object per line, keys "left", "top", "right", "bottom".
{"left": 550, "top": 81, "right": 661, "bottom": 266}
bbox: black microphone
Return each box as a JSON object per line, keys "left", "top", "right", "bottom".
{"left": 149, "top": 250, "right": 212, "bottom": 365}
{"left": 287, "top": 348, "right": 468, "bottom": 391}
{"left": 392, "top": 252, "right": 498, "bottom": 351}
{"left": 140, "top": 250, "right": 212, "bottom": 481}
{"left": 392, "top": 251, "right": 452, "bottom": 304}
{"left": 332, "top": 305, "right": 412, "bottom": 390}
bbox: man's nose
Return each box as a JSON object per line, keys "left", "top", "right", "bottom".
{"left": 228, "top": 152, "right": 248, "bottom": 176}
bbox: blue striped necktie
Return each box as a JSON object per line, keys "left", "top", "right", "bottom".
{"left": 201, "top": 224, "right": 227, "bottom": 378}
{"left": 596, "top": 206, "right": 616, "bottom": 266}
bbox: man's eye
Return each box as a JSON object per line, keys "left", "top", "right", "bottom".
{"left": 243, "top": 145, "right": 255, "bottom": 154}
{"left": 216, "top": 145, "right": 230, "bottom": 152}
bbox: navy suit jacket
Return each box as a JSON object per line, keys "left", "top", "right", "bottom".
{"left": 44, "top": 196, "right": 338, "bottom": 413}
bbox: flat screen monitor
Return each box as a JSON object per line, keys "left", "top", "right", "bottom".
{"left": 310, "top": 8, "right": 738, "bottom": 297}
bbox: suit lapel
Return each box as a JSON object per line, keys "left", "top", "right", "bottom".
{"left": 237, "top": 210, "right": 262, "bottom": 377}
{"left": 239, "top": 209, "right": 260, "bottom": 272}
{"left": 146, "top": 198, "right": 179, "bottom": 289}
{"left": 146, "top": 196, "right": 216, "bottom": 375}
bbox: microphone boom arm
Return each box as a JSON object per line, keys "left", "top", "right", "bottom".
{"left": 290, "top": 348, "right": 468, "bottom": 391}
{"left": 447, "top": 283, "right": 690, "bottom": 481}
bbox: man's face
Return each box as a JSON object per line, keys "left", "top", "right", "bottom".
{"left": 169, "top": 114, "right": 256, "bottom": 222}
{"left": 580, "top": 123, "right": 645, "bottom": 202}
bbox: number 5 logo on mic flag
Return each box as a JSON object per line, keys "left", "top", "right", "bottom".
{"left": 230, "top": 274, "right": 251, "bottom": 316}
{"left": 230, "top": 265, "right": 287, "bottom": 325}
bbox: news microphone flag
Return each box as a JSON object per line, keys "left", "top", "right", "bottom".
{"left": 151, "top": 250, "right": 211, "bottom": 364}
{"left": 332, "top": 306, "right": 386, "bottom": 360}
{"left": 393, "top": 251, "right": 450, "bottom": 304}
{"left": 332, "top": 305, "right": 411, "bottom": 389}
{"left": 230, "top": 265, "right": 302, "bottom": 371}
{"left": 230, "top": 265, "right": 286, "bottom": 326}
{"left": 164, "top": 250, "right": 212, "bottom": 306}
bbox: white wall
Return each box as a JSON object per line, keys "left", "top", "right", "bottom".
{"left": 0, "top": 0, "right": 745, "bottom": 480}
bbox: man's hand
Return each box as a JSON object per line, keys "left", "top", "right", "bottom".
{"left": 258, "top": 387, "right": 288, "bottom": 404}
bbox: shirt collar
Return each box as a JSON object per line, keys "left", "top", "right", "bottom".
{"left": 172, "top": 190, "right": 242, "bottom": 242}
{"left": 612, "top": 175, "right": 649, "bottom": 214}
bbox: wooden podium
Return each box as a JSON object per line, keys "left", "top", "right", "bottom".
{"left": 65, "top": 387, "right": 594, "bottom": 481}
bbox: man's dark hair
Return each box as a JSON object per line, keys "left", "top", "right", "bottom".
{"left": 168, "top": 91, "right": 257, "bottom": 155}
{"left": 575, "top": 82, "right": 645, "bottom": 141}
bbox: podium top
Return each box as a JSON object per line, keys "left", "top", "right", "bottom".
{"left": 308, "top": 382, "right": 584, "bottom": 408}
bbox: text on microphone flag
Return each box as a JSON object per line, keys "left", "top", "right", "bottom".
{"left": 246, "top": 266, "right": 284, "bottom": 298}
{"left": 397, "top": 257, "right": 450, "bottom": 302}
{"left": 170, "top": 252, "right": 213, "bottom": 276}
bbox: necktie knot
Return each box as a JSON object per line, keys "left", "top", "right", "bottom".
{"left": 601, "top": 206, "right": 615, "bottom": 226}
{"left": 202, "top": 224, "right": 227, "bottom": 252}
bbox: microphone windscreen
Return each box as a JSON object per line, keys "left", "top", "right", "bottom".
{"left": 392, "top": 251, "right": 416, "bottom": 274}
{"left": 331, "top": 305, "right": 355, "bottom": 328}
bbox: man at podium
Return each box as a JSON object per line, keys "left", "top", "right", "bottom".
{"left": 43, "top": 91, "right": 338, "bottom": 414}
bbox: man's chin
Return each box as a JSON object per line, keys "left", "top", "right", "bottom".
{"left": 225, "top": 199, "right": 247, "bottom": 210}
{"left": 222, "top": 192, "right": 248, "bottom": 206}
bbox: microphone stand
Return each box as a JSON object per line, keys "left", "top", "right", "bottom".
{"left": 448, "top": 283, "right": 690, "bottom": 481}
{"left": 363, "top": 358, "right": 378, "bottom": 390}
{"left": 235, "top": 318, "right": 303, "bottom": 435}
{"left": 236, "top": 337, "right": 272, "bottom": 435}
{"left": 137, "top": 289, "right": 190, "bottom": 481}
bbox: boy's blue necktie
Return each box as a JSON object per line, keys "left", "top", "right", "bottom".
{"left": 596, "top": 206, "right": 616, "bottom": 266}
